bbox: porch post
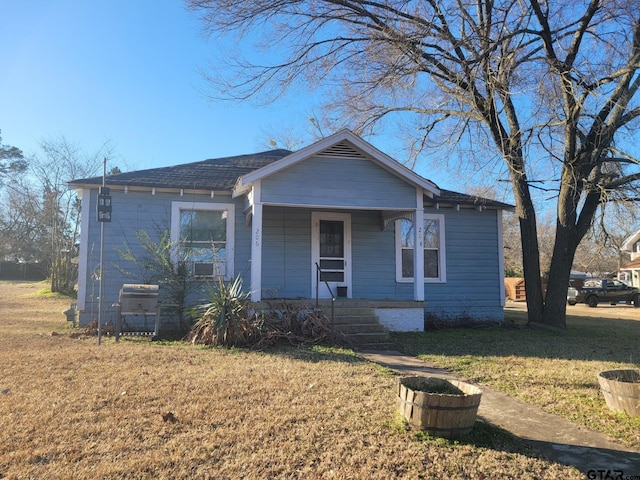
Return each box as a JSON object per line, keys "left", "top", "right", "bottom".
{"left": 250, "top": 183, "right": 263, "bottom": 302}
{"left": 414, "top": 189, "right": 425, "bottom": 301}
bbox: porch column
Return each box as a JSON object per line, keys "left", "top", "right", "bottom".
{"left": 250, "top": 183, "right": 263, "bottom": 302}
{"left": 414, "top": 189, "right": 425, "bottom": 301}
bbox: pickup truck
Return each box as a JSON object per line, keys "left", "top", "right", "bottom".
{"left": 571, "top": 279, "right": 640, "bottom": 308}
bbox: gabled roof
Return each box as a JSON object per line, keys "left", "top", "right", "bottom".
{"left": 622, "top": 228, "right": 640, "bottom": 253}
{"left": 69, "top": 149, "right": 292, "bottom": 191}
{"left": 233, "top": 129, "right": 441, "bottom": 197}
{"left": 68, "top": 130, "right": 513, "bottom": 211}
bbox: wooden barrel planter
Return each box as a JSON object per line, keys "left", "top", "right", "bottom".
{"left": 397, "top": 376, "right": 482, "bottom": 438}
{"left": 597, "top": 369, "right": 640, "bottom": 417}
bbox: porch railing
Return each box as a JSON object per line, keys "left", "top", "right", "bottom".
{"left": 315, "top": 262, "right": 335, "bottom": 324}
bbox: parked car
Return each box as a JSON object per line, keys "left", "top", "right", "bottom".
{"left": 572, "top": 278, "right": 640, "bottom": 308}
{"left": 567, "top": 286, "right": 579, "bottom": 305}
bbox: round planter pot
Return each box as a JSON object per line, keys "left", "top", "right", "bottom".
{"left": 397, "top": 376, "right": 483, "bottom": 438}
{"left": 597, "top": 369, "right": 640, "bottom": 417}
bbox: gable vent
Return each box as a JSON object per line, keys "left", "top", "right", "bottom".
{"left": 316, "top": 141, "right": 369, "bottom": 159}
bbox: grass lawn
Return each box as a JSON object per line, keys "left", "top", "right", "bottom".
{"left": 391, "top": 307, "right": 640, "bottom": 449}
{"left": 0, "top": 281, "right": 589, "bottom": 479}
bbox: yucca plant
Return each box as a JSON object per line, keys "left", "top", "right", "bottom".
{"left": 188, "top": 275, "right": 254, "bottom": 347}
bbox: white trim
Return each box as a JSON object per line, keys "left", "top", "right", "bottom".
{"left": 395, "top": 213, "right": 446, "bottom": 284}
{"left": 170, "top": 201, "right": 235, "bottom": 280}
{"left": 382, "top": 210, "right": 415, "bottom": 229}
{"left": 243, "top": 201, "right": 422, "bottom": 211}
{"left": 414, "top": 190, "right": 425, "bottom": 301}
{"left": 497, "top": 209, "right": 506, "bottom": 307}
{"left": 311, "top": 211, "right": 352, "bottom": 298}
{"left": 77, "top": 188, "right": 91, "bottom": 310}
{"left": 622, "top": 228, "right": 640, "bottom": 255}
{"left": 234, "top": 129, "right": 440, "bottom": 197}
{"left": 250, "top": 182, "right": 262, "bottom": 301}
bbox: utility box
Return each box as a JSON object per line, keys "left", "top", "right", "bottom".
{"left": 119, "top": 284, "right": 159, "bottom": 314}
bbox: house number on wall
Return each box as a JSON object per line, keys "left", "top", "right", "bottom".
{"left": 255, "top": 228, "right": 260, "bottom": 247}
{"left": 418, "top": 225, "right": 423, "bottom": 247}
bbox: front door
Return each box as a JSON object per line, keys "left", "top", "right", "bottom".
{"left": 312, "top": 212, "right": 351, "bottom": 298}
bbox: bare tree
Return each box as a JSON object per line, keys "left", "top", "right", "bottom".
{"left": 0, "top": 180, "right": 46, "bottom": 263}
{"left": 31, "top": 138, "right": 114, "bottom": 292}
{"left": 502, "top": 212, "right": 523, "bottom": 277}
{"left": 259, "top": 116, "right": 333, "bottom": 151}
{"left": 0, "top": 131, "right": 26, "bottom": 186}
{"left": 187, "top": 0, "right": 640, "bottom": 328}
{"left": 574, "top": 201, "right": 640, "bottom": 275}
{"left": 502, "top": 210, "right": 557, "bottom": 280}
{"left": 0, "top": 137, "right": 113, "bottom": 291}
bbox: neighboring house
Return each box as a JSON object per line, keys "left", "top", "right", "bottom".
{"left": 69, "top": 129, "right": 513, "bottom": 332}
{"left": 619, "top": 229, "right": 640, "bottom": 287}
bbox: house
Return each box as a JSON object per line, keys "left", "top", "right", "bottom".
{"left": 619, "top": 229, "right": 640, "bottom": 287}
{"left": 69, "top": 129, "right": 513, "bottom": 333}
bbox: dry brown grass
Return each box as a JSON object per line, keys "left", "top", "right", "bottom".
{"left": 0, "top": 281, "right": 581, "bottom": 479}
{"left": 392, "top": 306, "right": 640, "bottom": 448}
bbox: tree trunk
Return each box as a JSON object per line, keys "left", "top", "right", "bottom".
{"left": 511, "top": 175, "right": 544, "bottom": 324}
{"left": 539, "top": 163, "right": 600, "bottom": 329}
{"left": 540, "top": 222, "right": 579, "bottom": 329}
{"left": 520, "top": 213, "right": 544, "bottom": 324}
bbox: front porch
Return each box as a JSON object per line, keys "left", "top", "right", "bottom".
{"left": 256, "top": 298, "right": 425, "bottom": 335}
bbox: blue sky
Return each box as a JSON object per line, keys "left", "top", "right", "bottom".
{"left": 0, "top": 0, "right": 497, "bottom": 195}
{"left": 0, "top": 1, "right": 321, "bottom": 171}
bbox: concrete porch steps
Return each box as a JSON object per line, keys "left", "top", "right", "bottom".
{"left": 317, "top": 303, "right": 394, "bottom": 350}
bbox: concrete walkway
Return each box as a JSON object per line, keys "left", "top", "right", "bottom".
{"left": 360, "top": 349, "right": 640, "bottom": 474}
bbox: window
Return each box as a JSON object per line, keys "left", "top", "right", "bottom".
{"left": 171, "top": 202, "right": 235, "bottom": 279}
{"left": 396, "top": 214, "right": 445, "bottom": 282}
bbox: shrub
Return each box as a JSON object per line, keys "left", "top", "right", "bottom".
{"left": 252, "top": 300, "right": 338, "bottom": 349}
{"left": 187, "top": 278, "right": 338, "bottom": 349}
{"left": 187, "top": 275, "right": 255, "bottom": 347}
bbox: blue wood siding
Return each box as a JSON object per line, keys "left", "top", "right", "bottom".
{"left": 351, "top": 210, "right": 398, "bottom": 298}
{"left": 77, "top": 189, "right": 250, "bottom": 327}
{"left": 423, "top": 207, "right": 503, "bottom": 322}
{"left": 261, "top": 207, "right": 311, "bottom": 298}
{"left": 258, "top": 207, "right": 504, "bottom": 323}
{"left": 261, "top": 155, "right": 417, "bottom": 209}
{"left": 78, "top": 191, "right": 504, "bottom": 327}
{"left": 350, "top": 207, "right": 504, "bottom": 322}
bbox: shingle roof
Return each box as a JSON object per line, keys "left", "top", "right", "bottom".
{"left": 69, "top": 149, "right": 293, "bottom": 191}
{"left": 427, "top": 188, "right": 514, "bottom": 210}
{"left": 69, "top": 147, "right": 513, "bottom": 210}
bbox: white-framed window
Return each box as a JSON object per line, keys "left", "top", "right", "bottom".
{"left": 171, "top": 202, "right": 235, "bottom": 279}
{"left": 395, "top": 214, "right": 446, "bottom": 283}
